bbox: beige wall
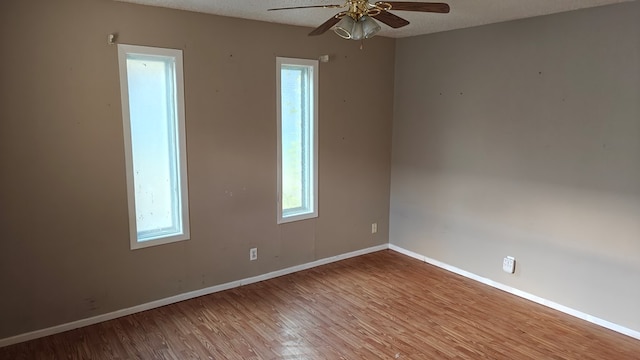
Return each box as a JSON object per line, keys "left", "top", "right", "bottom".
{"left": 391, "top": 2, "right": 640, "bottom": 331}
{"left": 0, "top": 0, "right": 394, "bottom": 339}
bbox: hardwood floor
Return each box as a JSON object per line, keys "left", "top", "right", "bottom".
{"left": 2, "top": 250, "right": 639, "bottom": 359}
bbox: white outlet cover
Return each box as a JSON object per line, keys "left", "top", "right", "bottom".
{"left": 503, "top": 256, "right": 515, "bottom": 273}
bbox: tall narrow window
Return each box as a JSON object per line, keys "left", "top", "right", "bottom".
{"left": 277, "top": 57, "right": 318, "bottom": 224}
{"left": 118, "top": 44, "right": 190, "bottom": 249}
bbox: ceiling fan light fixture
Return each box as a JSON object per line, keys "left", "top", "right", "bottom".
{"left": 334, "top": 15, "right": 381, "bottom": 40}
{"left": 351, "top": 19, "right": 365, "bottom": 40}
{"left": 360, "top": 15, "right": 381, "bottom": 38}
{"left": 334, "top": 16, "right": 356, "bottom": 39}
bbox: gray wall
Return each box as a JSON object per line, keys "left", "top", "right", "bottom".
{"left": 0, "top": 0, "right": 394, "bottom": 339}
{"left": 391, "top": 2, "right": 640, "bottom": 331}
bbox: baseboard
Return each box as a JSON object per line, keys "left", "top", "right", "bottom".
{"left": 0, "top": 244, "right": 388, "bottom": 348}
{"left": 388, "top": 244, "right": 640, "bottom": 341}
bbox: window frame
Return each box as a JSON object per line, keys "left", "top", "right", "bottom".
{"left": 276, "top": 57, "right": 319, "bottom": 224}
{"left": 117, "top": 44, "right": 190, "bottom": 250}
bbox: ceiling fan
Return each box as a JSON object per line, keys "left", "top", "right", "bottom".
{"left": 268, "top": 1, "right": 450, "bottom": 40}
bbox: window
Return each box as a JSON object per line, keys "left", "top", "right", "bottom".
{"left": 118, "top": 44, "right": 190, "bottom": 249}
{"left": 276, "top": 57, "right": 319, "bottom": 224}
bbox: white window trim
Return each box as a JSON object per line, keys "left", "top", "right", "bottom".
{"left": 276, "top": 57, "right": 319, "bottom": 224}
{"left": 117, "top": 44, "right": 190, "bottom": 250}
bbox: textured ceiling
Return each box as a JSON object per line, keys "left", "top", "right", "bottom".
{"left": 115, "top": 0, "right": 634, "bottom": 38}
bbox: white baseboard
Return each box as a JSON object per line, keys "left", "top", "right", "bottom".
{"left": 0, "top": 244, "right": 388, "bottom": 348}
{"left": 388, "top": 244, "right": 640, "bottom": 341}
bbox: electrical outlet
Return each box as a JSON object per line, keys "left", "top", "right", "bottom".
{"left": 502, "top": 256, "right": 515, "bottom": 274}
{"left": 372, "top": 223, "right": 378, "bottom": 234}
{"left": 250, "top": 248, "right": 258, "bottom": 261}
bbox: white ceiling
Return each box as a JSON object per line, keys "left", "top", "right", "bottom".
{"left": 116, "top": 0, "right": 634, "bottom": 38}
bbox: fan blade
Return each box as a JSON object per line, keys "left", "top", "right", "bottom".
{"left": 372, "top": 11, "right": 410, "bottom": 28}
{"left": 309, "top": 15, "right": 343, "bottom": 36}
{"left": 376, "top": 2, "right": 450, "bottom": 13}
{"left": 268, "top": 4, "right": 342, "bottom": 11}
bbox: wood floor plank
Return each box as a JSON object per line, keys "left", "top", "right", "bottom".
{"left": 2, "top": 250, "right": 640, "bottom": 359}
